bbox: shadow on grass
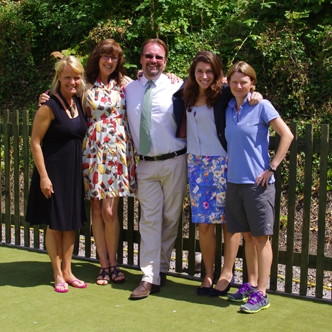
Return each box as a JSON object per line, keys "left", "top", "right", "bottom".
{"left": 0, "top": 257, "right": 232, "bottom": 308}
{"left": 0, "top": 246, "right": 101, "bottom": 288}
{"left": 0, "top": 246, "right": 236, "bottom": 308}
{"left": 111, "top": 270, "right": 233, "bottom": 308}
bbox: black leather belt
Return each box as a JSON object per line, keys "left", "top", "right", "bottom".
{"left": 139, "top": 148, "right": 187, "bottom": 161}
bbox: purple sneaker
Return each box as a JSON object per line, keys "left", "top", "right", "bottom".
{"left": 228, "top": 283, "right": 257, "bottom": 302}
{"left": 240, "top": 291, "right": 270, "bottom": 313}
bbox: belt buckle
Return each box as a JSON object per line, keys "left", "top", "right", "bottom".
{"left": 153, "top": 155, "right": 159, "bottom": 161}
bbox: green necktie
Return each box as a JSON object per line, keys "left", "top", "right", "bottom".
{"left": 139, "top": 80, "right": 153, "bottom": 156}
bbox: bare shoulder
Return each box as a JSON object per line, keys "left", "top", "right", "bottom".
{"left": 35, "top": 104, "right": 54, "bottom": 121}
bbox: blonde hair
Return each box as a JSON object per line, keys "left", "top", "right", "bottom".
{"left": 49, "top": 56, "right": 85, "bottom": 97}
{"left": 226, "top": 61, "right": 257, "bottom": 92}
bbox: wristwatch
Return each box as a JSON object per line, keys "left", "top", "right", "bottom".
{"left": 268, "top": 164, "right": 277, "bottom": 173}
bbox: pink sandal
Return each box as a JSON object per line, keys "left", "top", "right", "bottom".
{"left": 68, "top": 279, "right": 87, "bottom": 289}
{"left": 54, "top": 282, "right": 68, "bottom": 293}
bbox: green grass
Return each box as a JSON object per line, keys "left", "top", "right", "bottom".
{"left": 0, "top": 246, "right": 331, "bottom": 332}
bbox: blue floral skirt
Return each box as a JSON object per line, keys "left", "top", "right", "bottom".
{"left": 187, "top": 154, "right": 228, "bottom": 224}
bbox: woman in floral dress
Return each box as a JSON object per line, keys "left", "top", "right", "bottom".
{"left": 181, "top": 52, "right": 235, "bottom": 296}
{"left": 82, "top": 39, "right": 135, "bottom": 285}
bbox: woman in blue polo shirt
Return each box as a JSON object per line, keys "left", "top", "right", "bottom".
{"left": 225, "top": 61, "right": 293, "bottom": 313}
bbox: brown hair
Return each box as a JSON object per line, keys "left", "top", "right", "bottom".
{"left": 85, "top": 39, "right": 125, "bottom": 85}
{"left": 226, "top": 61, "right": 257, "bottom": 92}
{"left": 141, "top": 38, "right": 169, "bottom": 59}
{"left": 183, "top": 51, "right": 223, "bottom": 111}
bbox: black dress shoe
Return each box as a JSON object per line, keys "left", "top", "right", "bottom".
{"left": 129, "top": 281, "right": 160, "bottom": 300}
{"left": 197, "top": 285, "right": 213, "bottom": 296}
{"left": 160, "top": 272, "right": 167, "bottom": 287}
{"left": 208, "top": 276, "right": 234, "bottom": 297}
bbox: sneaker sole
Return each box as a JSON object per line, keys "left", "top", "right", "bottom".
{"left": 240, "top": 302, "right": 270, "bottom": 314}
{"left": 228, "top": 296, "right": 249, "bottom": 303}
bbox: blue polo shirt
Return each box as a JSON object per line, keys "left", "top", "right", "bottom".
{"left": 225, "top": 94, "right": 280, "bottom": 184}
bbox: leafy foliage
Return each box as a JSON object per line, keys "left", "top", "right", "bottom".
{"left": 0, "top": 0, "right": 119, "bottom": 109}
{"left": 1, "top": 0, "right": 332, "bottom": 125}
{"left": 1, "top": 0, "right": 331, "bottom": 190}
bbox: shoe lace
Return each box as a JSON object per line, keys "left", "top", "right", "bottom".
{"left": 247, "top": 291, "right": 264, "bottom": 305}
{"left": 238, "top": 283, "right": 252, "bottom": 294}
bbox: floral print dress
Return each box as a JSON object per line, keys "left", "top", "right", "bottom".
{"left": 82, "top": 79, "right": 136, "bottom": 200}
{"left": 187, "top": 154, "right": 228, "bottom": 224}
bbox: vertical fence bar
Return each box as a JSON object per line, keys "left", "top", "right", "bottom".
{"left": 137, "top": 201, "right": 141, "bottom": 268}
{"left": 43, "top": 225, "right": 47, "bottom": 250}
{"left": 187, "top": 209, "right": 196, "bottom": 276}
{"left": 73, "top": 229, "right": 80, "bottom": 256}
{"left": 316, "top": 124, "right": 329, "bottom": 298}
{"left": 241, "top": 242, "right": 248, "bottom": 284}
{"left": 33, "top": 225, "right": 40, "bottom": 249}
{"left": 117, "top": 197, "right": 124, "bottom": 264}
{"left": 28, "top": 109, "right": 41, "bottom": 250}
{"left": 126, "top": 197, "right": 135, "bottom": 265}
{"left": 285, "top": 123, "right": 298, "bottom": 293}
{"left": 300, "top": 124, "right": 313, "bottom": 296}
{"left": 214, "top": 225, "right": 222, "bottom": 281}
{"left": 271, "top": 134, "right": 281, "bottom": 291}
{"left": 13, "top": 111, "right": 20, "bottom": 245}
{"left": 22, "top": 110, "right": 31, "bottom": 247}
{"left": 83, "top": 201, "right": 91, "bottom": 258}
{"left": 4, "top": 110, "right": 11, "bottom": 244}
{"left": 0, "top": 119, "right": 3, "bottom": 241}
{"left": 175, "top": 210, "right": 184, "bottom": 273}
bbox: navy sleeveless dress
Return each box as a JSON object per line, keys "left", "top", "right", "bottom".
{"left": 26, "top": 95, "right": 87, "bottom": 231}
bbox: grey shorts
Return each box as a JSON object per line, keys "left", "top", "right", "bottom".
{"left": 225, "top": 182, "right": 275, "bottom": 236}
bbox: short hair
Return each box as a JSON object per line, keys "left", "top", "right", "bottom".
{"left": 226, "top": 61, "right": 257, "bottom": 91}
{"left": 50, "top": 56, "right": 85, "bottom": 96}
{"left": 141, "top": 38, "right": 169, "bottom": 59}
{"left": 85, "top": 39, "right": 125, "bottom": 85}
{"left": 183, "top": 51, "right": 223, "bottom": 111}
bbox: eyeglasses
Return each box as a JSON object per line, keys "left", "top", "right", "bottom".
{"left": 100, "top": 54, "right": 118, "bottom": 62}
{"left": 142, "top": 54, "right": 165, "bottom": 61}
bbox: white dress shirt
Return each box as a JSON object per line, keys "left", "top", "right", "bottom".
{"left": 125, "top": 74, "right": 186, "bottom": 156}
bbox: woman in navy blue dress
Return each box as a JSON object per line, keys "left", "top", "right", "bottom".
{"left": 26, "top": 56, "right": 87, "bottom": 293}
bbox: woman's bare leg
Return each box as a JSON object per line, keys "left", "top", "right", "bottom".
{"left": 198, "top": 223, "right": 216, "bottom": 287}
{"left": 214, "top": 225, "right": 240, "bottom": 291}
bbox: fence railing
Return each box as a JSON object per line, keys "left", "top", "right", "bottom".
{"left": 1, "top": 110, "right": 331, "bottom": 301}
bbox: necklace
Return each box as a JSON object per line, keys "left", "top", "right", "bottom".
{"left": 57, "top": 90, "right": 76, "bottom": 118}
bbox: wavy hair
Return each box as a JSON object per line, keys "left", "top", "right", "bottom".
{"left": 49, "top": 56, "right": 85, "bottom": 97}
{"left": 183, "top": 51, "right": 223, "bottom": 112}
{"left": 85, "top": 39, "right": 125, "bottom": 85}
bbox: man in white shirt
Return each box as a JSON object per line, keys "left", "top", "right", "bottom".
{"left": 126, "top": 38, "right": 186, "bottom": 299}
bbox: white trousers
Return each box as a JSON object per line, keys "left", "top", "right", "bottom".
{"left": 136, "top": 154, "right": 187, "bottom": 285}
